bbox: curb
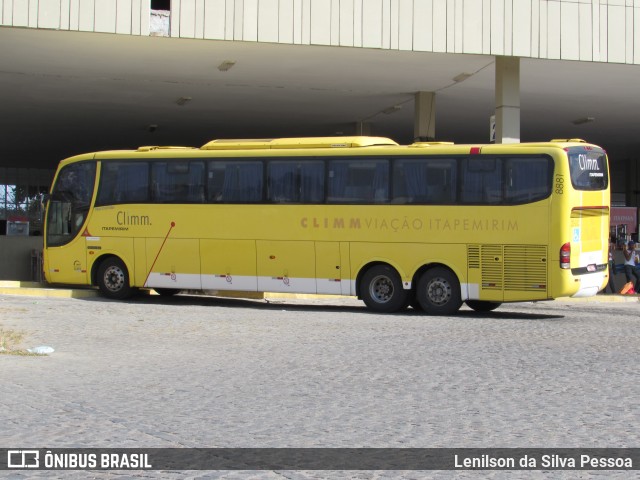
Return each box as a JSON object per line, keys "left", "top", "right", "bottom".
{"left": 557, "top": 294, "right": 640, "bottom": 303}
{"left": 1, "top": 281, "right": 638, "bottom": 303}
{"left": 0, "top": 281, "right": 100, "bottom": 299}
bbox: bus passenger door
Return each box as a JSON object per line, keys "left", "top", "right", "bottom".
{"left": 256, "top": 241, "right": 315, "bottom": 293}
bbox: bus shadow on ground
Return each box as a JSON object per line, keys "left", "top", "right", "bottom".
{"left": 80, "top": 292, "right": 365, "bottom": 314}
{"left": 80, "top": 293, "right": 565, "bottom": 320}
{"left": 456, "top": 309, "right": 564, "bottom": 321}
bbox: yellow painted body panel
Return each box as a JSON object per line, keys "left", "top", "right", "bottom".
{"left": 145, "top": 238, "right": 201, "bottom": 288}
{"left": 314, "top": 242, "right": 343, "bottom": 295}
{"left": 46, "top": 239, "right": 90, "bottom": 285}
{"left": 64, "top": 202, "right": 553, "bottom": 296}
{"left": 200, "top": 239, "right": 257, "bottom": 278}
{"left": 256, "top": 241, "right": 315, "bottom": 293}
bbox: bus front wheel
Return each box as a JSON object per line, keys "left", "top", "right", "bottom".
{"left": 97, "top": 257, "right": 134, "bottom": 300}
{"left": 360, "top": 265, "right": 408, "bottom": 313}
{"left": 465, "top": 300, "right": 501, "bottom": 312}
{"left": 416, "top": 267, "right": 462, "bottom": 315}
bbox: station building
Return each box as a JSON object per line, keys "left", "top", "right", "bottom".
{"left": 1, "top": 0, "right": 639, "bottom": 278}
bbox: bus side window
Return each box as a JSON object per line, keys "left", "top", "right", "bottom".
{"left": 207, "top": 163, "right": 225, "bottom": 202}
{"left": 460, "top": 158, "right": 502, "bottom": 204}
{"left": 152, "top": 161, "right": 205, "bottom": 203}
{"left": 299, "top": 162, "right": 324, "bottom": 203}
{"left": 392, "top": 158, "right": 456, "bottom": 204}
{"left": 268, "top": 162, "right": 298, "bottom": 202}
{"left": 267, "top": 160, "right": 324, "bottom": 203}
{"left": 504, "top": 157, "right": 552, "bottom": 203}
{"left": 328, "top": 159, "right": 389, "bottom": 203}
{"left": 208, "top": 161, "right": 263, "bottom": 203}
{"left": 96, "top": 162, "right": 149, "bottom": 206}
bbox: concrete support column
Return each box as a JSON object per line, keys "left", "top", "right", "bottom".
{"left": 495, "top": 56, "right": 520, "bottom": 144}
{"left": 355, "top": 122, "right": 372, "bottom": 136}
{"left": 414, "top": 91, "right": 436, "bottom": 141}
{"left": 626, "top": 157, "right": 639, "bottom": 208}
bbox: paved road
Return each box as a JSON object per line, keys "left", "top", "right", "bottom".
{"left": 1, "top": 293, "right": 638, "bottom": 479}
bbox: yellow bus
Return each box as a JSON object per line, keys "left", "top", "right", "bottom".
{"left": 43, "top": 136, "right": 610, "bottom": 314}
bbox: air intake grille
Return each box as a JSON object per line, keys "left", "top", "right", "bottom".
{"left": 468, "top": 245, "right": 480, "bottom": 269}
{"left": 469, "top": 244, "right": 548, "bottom": 292}
{"left": 481, "top": 245, "right": 503, "bottom": 290}
{"left": 504, "top": 245, "right": 547, "bottom": 291}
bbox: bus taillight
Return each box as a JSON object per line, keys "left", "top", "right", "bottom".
{"left": 560, "top": 242, "right": 571, "bottom": 269}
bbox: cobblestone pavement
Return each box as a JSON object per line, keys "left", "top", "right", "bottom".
{"left": 1, "top": 293, "right": 638, "bottom": 479}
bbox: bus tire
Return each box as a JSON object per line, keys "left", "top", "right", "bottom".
{"left": 360, "top": 265, "right": 408, "bottom": 313}
{"left": 465, "top": 300, "right": 501, "bottom": 312}
{"left": 97, "top": 257, "right": 133, "bottom": 300}
{"left": 416, "top": 267, "right": 462, "bottom": 315}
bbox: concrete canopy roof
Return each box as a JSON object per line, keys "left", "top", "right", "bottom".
{"left": 2, "top": 27, "right": 640, "bottom": 171}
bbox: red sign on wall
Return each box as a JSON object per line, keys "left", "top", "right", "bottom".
{"left": 610, "top": 207, "right": 638, "bottom": 234}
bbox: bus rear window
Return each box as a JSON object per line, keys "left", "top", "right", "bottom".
{"left": 568, "top": 150, "right": 608, "bottom": 190}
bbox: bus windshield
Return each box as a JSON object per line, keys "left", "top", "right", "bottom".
{"left": 46, "top": 161, "right": 96, "bottom": 247}
{"left": 568, "top": 148, "right": 608, "bottom": 191}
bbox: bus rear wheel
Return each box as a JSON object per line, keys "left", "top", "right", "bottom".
{"left": 360, "top": 265, "right": 408, "bottom": 313}
{"left": 97, "top": 257, "right": 134, "bottom": 300}
{"left": 465, "top": 300, "right": 502, "bottom": 312}
{"left": 416, "top": 267, "right": 462, "bottom": 315}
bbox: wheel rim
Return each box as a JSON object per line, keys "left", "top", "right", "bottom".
{"left": 426, "top": 276, "right": 452, "bottom": 306}
{"left": 103, "top": 265, "right": 125, "bottom": 292}
{"left": 369, "top": 274, "right": 394, "bottom": 304}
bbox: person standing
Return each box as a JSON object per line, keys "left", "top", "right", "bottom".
{"left": 623, "top": 240, "right": 640, "bottom": 293}
{"left": 605, "top": 241, "right": 617, "bottom": 294}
